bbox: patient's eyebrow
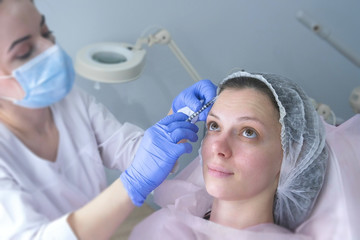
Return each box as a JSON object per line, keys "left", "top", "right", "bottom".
{"left": 208, "top": 112, "right": 219, "bottom": 119}
{"left": 208, "top": 112, "right": 265, "bottom": 125}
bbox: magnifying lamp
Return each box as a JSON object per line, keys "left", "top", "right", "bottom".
{"left": 75, "top": 28, "right": 201, "bottom": 84}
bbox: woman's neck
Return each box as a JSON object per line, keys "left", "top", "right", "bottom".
{"left": 0, "top": 101, "right": 59, "bottom": 162}
{"left": 209, "top": 193, "right": 275, "bottom": 230}
{"left": 0, "top": 100, "right": 53, "bottom": 135}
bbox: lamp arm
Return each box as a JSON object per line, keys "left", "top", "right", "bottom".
{"left": 167, "top": 40, "right": 202, "bottom": 82}
{"left": 297, "top": 11, "right": 360, "bottom": 68}
{"left": 134, "top": 37, "right": 149, "bottom": 50}
{"left": 134, "top": 29, "right": 202, "bottom": 82}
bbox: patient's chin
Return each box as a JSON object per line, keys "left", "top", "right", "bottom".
{"left": 205, "top": 182, "right": 237, "bottom": 201}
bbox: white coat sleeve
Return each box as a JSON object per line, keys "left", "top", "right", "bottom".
{"left": 78, "top": 88, "right": 144, "bottom": 171}
{"left": 0, "top": 165, "right": 77, "bottom": 240}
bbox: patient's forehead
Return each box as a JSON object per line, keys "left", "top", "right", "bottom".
{"left": 212, "top": 87, "right": 280, "bottom": 121}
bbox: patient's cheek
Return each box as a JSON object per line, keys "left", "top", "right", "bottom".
{"left": 200, "top": 138, "right": 211, "bottom": 161}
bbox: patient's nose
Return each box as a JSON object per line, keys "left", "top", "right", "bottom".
{"left": 212, "top": 138, "right": 232, "bottom": 160}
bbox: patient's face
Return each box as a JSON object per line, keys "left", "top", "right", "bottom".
{"left": 201, "top": 88, "right": 283, "bottom": 201}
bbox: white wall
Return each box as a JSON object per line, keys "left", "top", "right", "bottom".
{"left": 35, "top": 0, "right": 360, "bottom": 173}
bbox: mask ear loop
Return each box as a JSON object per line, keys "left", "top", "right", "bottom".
{"left": 0, "top": 96, "right": 17, "bottom": 103}
{"left": 0, "top": 75, "right": 13, "bottom": 80}
{"left": 0, "top": 75, "right": 19, "bottom": 103}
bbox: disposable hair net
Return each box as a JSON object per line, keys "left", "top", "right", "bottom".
{"left": 212, "top": 71, "right": 328, "bottom": 231}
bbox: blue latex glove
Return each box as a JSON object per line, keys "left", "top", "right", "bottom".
{"left": 172, "top": 79, "right": 217, "bottom": 121}
{"left": 120, "top": 113, "right": 199, "bottom": 206}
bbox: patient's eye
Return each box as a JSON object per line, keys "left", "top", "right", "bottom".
{"left": 242, "top": 128, "right": 257, "bottom": 139}
{"left": 207, "top": 121, "right": 220, "bottom": 131}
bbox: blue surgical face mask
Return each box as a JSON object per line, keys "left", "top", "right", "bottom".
{"left": 0, "top": 45, "right": 75, "bottom": 108}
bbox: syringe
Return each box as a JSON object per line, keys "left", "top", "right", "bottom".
{"left": 186, "top": 97, "right": 217, "bottom": 123}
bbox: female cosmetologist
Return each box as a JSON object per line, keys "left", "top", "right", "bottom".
{"left": 0, "top": 0, "right": 217, "bottom": 239}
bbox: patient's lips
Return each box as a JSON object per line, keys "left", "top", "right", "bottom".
{"left": 207, "top": 164, "right": 234, "bottom": 178}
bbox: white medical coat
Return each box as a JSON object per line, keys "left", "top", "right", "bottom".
{"left": 0, "top": 87, "right": 144, "bottom": 239}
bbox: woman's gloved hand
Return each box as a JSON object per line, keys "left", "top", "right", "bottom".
{"left": 120, "top": 113, "right": 199, "bottom": 206}
{"left": 172, "top": 79, "right": 217, "bottom": 121}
